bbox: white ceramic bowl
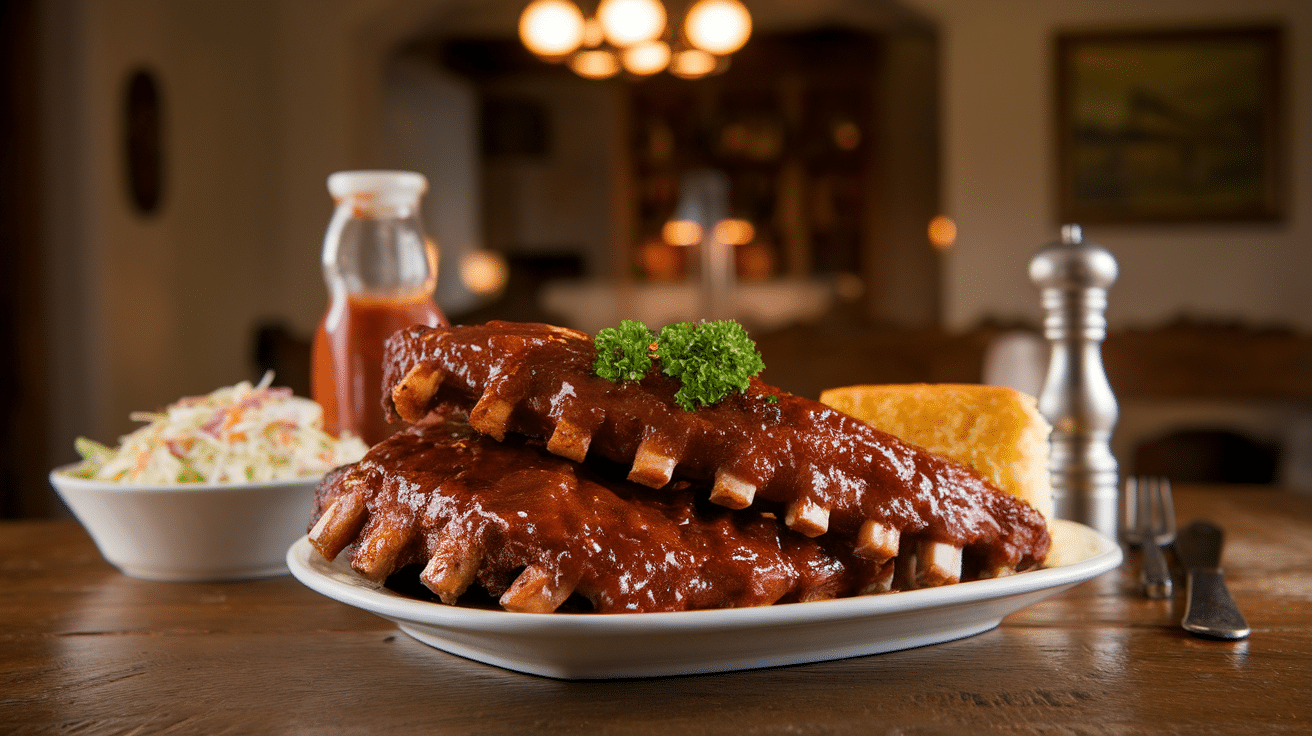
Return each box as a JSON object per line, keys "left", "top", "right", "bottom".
{"left": 49, "top": 465, "right": 321, "bottom": 582}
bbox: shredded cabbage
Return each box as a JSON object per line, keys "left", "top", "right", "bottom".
{"left": 66, "top": 372, "right": 369, "bottom": 484}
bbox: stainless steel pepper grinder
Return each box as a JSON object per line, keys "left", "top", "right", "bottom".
{"left": 1029, "top": 224, "right": 1120, "bottom": 541}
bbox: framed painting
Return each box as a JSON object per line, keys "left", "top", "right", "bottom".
{"left": 1055, "top": 27, "right": 1284, "bottom": 223}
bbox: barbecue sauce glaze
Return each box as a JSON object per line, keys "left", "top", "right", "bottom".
{"left": 312, "top": 414, "right": 873, "bottom": 613}
{"left": 380, "top": 321, "right": 1051, "bottom": 580}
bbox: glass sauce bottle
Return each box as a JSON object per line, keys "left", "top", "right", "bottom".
{"left": 311, "top": 170, "right": 448, "bottom": 445}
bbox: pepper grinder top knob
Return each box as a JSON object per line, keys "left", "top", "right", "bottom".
{"left": 1029, "top": 224, "right": 1119, "bottom": 293}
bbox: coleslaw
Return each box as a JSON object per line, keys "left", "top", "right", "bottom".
{"left": 67, "top": 372, "right": 370, "bottom": 484}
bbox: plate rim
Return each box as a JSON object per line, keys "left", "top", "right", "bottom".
{"left": 286, "top": 520, "right": 1123, "bottom": 635}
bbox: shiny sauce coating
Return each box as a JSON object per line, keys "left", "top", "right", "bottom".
{"left": 382, "top": 322, "right": 1050, "bottom": 573}
{"left": 312, "top": 413, "right": 863, "bottom": 613}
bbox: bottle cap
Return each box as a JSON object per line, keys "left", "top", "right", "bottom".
{"left": 327, "top": 170, "right": 428, "bottom": 205}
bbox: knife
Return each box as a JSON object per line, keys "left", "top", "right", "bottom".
{"left": 1175, "top": 520, "right": 1250, "bottom": 640}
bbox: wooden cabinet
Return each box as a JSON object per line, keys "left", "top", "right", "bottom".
{"left": 625, "top": 29, "right": 881, "bottom": 284}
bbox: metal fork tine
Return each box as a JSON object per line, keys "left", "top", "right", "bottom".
{"left": 1146, "top": 476, "right": 1159, "bottom": 535}
{"left": 1121, "top": 476, "right": 1141, "bottom": 547}
{"left": 1157, "top": 477, "right": 1176, "bottom": 544}
{"left": 1138, "top": 476, "right": 1153, "bottom": 539}
{"left": 1139, "top": 475, "right": 1174, "bottom": 599}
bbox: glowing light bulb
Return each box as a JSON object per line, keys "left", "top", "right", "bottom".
{"left": 622, "top": 40, "right": 671, "bottom": 76}
{"left": 669, "top": 48, "right": 717, "bottom": 79}
{"left": 662, "top": 220, "right": 704, "bottom": 246}
{"left": 581, "top": 17, "right": 605, "bottom": 48}
{"left": 460, "top": 250, "right": 510, "bottom": 295}
{"left": 569, "top": 49, "right": 621, "bottom": 79}
{"left": 519, "top": 0, "right": 586, "bottom": 58}
{"left": 928, "top": 215, "right": 957, "bottom": 250}
{"left": 684, "top": 0, "right": 752, "bottom": 56}
{"left": 597, "top": 0, "right": 666, "bottom": 48}
{"left": 713, "top": 218, "right": 755, "bottom": 245}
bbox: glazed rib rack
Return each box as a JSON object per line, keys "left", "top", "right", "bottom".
{"left": 375, "top": 321, "right": 1049, "bottom": 595}
{"left": 309, "top": 413, "right": 887, "bottom": 613}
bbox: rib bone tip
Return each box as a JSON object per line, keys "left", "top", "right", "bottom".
{"left": 392, "top": 364, "right": 445, "bottom": 422}
{"left": 420, "top": 536, "right": 484, "bottom": 605}
{"left": 628, "top": 437, "right": 678, "bottom": 488}
{"left": 469, "top": 394, "right": 514, "bottom": 441}
{"left": 309, "top": 494, "right": 366, "bottom": 560}
{"left": 915, "top": 540, "right": 963, "bottom": 588}
{"left": 352, "top": 524, "right": 412, "bottom": 582}
{"left": 308, "top": 499, "right": 340, "bottom": 546}
{"left": 546, "top": 419, "right": 592, "bottom": 463}
{"left": 784, "top": 498, "right": 829, "bottom": 537}
{"left": 709, "top": 471, "right": 756, "bottom": 510}
{"left": 499, "top": 565, "right": 577, "bottom": 614}
{"left": 855, "top": 520, "right": 901, "bottom": 563}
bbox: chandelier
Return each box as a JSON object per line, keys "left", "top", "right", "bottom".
{"left": 517, "top": 0, "right": 752, "bottom": 80}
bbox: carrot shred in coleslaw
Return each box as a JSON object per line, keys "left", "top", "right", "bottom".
{"left": 67, "top": 372, "right": 370, "bottom": 484}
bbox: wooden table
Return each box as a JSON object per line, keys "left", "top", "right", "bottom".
{"left": 4, "top": 485, "right": 1311, "bottom": 734}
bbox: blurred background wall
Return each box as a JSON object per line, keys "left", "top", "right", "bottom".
{"left": 5, "top": 0, "right": 1310, "bottom": 516}
{"left": 910, "top": 0, "right": 1312, "bottom": 331}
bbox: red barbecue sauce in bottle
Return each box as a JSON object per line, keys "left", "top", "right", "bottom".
{"left": 311, "top": 171, "right": 448, "bottom": 446}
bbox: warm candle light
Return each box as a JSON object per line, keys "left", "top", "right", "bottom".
{"left": 928, "top": 215, "right": 957, "bottom": 250}
{"left": 460, "top": 250, "right": 510, "bottom": 296}
{"left": 684, "top": 0, "right": 752, "bottom": 56}
{"left": 518, "top": 0, "right": 586, "bottom": 58}
{"left": 669, "top": 48, "right": 717, "bottom": 78}
{"left": 569, "top": 49, "right": 621, "bottom": 79}
{"left": 662, "top": 220, "right": 704, "bottom": 246}
{"left": 713, "top": 218, "right": 755, "bottom": 246}
{"left": 597, "top": 0, "right": 666, "bottom": 48}
{"left": 622, "top": 40, "right": 671, "bottom": 76}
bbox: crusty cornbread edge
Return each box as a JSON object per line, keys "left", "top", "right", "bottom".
{"left": 818, "top": 383, "right": 1054, "bottom": 524}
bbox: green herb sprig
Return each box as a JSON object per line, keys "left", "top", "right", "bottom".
{"left": 593, "top": 320, "right": 656, "bottom": 382}
{"left": 593, "top": 318, "right": 766, "bottom": 411}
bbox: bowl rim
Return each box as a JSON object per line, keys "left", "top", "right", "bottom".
{"left": 49, "top": 463, "right": 326, "bottom": 494}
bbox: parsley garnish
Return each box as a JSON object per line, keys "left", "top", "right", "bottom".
{"left": 593, "top": 318, "right": 766, "bottom": 411}
{"left": 593, "top": 320, "right": 656, "bottom": 382}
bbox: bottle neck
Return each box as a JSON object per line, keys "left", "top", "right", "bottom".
{"left": 322, "top": 197, "right": 438, "bottom": 298}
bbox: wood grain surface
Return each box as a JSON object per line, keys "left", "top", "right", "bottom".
{"left": 3, "top": 485, "right": 1310, "bottom": 734}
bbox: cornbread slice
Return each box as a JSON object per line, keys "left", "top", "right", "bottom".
{"left": 819, "top": 383, "right": 1053, "bottom": 522}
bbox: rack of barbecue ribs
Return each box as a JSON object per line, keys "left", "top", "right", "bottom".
{"left": 380, "top": 321, "right": 1050, "bottom": 590}
{"left": 309, "top": 411, "right": 888, "bottom": 613}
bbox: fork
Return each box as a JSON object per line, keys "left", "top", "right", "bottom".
{"left": 1124, "top": 476, "right": 1176, "bottom": 599}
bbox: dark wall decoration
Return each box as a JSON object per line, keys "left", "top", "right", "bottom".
{"left": 124, "top": 68, "right": 164, "bottom": 215}
{"left": 1055, "top": 27, "right": 1284, "bottom": 223}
